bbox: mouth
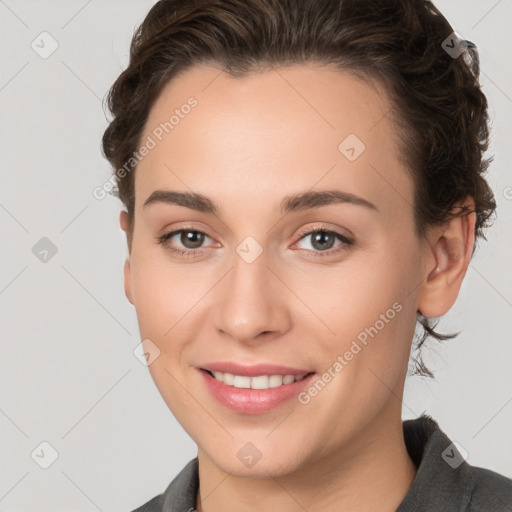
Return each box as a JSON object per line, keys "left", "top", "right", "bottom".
{"left": 200, "top": 368, "right": 314, "bottom": 390}
{"left": 198, "top": 366, "right": 317, "bottom": 414}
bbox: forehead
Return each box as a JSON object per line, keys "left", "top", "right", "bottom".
{"left": 134, "top": 63, "right": 413, "bottom": 223}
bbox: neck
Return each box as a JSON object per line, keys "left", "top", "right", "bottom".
{"left": 195, "top": 406, "right": 418, "bottom": 512}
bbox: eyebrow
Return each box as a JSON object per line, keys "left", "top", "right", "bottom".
{"left": 143, "top": 189, "right": 378, "bottom": 215}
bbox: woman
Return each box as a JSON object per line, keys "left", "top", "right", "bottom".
{"left": 101, "top": 0, "right": 512, "bottom": 510}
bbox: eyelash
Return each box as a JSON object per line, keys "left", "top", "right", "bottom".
{"left": 156, "top": 225, "right": 354, "bottom": 259}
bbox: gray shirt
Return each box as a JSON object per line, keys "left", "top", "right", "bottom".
{"left": 131, "top": 415, "right": 512, "bottom": 511}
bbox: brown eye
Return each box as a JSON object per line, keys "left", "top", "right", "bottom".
{"left": 177, "top": 230, "right": 206, "bottom": 249}
{"left": 309, "top": 230, "right": 337, "bottom": 251}
{"left": 156, "top": 228, "right": 213, "bottom": 257}
{"left": 294, "top": 228, "right": 354, "bottom": 256}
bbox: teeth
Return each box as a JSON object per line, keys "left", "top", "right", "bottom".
{"left": 208, "top": 371, "right": 307, "bottom": 389}
{"left": 283, "top": 375, "right": 296, "bottom": 385}
{"left": 269, "top": 375, "right": 283, "bottom": 388}
{"left": 222, "top": 372, "right": 234, "bottom": 385}
{"left": 251, "top": 375, "right": 269, "bottom": 389}
{"left": 233, "top": 375, "right": 251, "bottom": 388}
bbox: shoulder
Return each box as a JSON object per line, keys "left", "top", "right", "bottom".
{"left": 467, "top": 465, "right": 512, "bottom": 511}
{"left": 398, "top": 415, "right": 512, "bottom": 512}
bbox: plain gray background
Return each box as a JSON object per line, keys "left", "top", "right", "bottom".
{"left": 1, "top": 1, "right": 511, "bottom": 510}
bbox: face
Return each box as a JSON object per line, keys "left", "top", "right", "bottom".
{"left": 123, "top": 63, "right": 430, "bottom": 477}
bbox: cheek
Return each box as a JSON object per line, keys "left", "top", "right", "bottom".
{"left": 128, "top": 250, "right": 220, "bottom": 392}
{"left": 129, "top": 259, "right": 201, "bottom": 411}
{"left": 300, "top": 239, "right": 421, "bottom": 375}
{"left": 129, "top": 248, "right": 202, "bottom": 331}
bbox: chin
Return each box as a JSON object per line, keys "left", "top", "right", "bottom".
{"left": 200, "top": 438, "right": 312, "bottom": 479}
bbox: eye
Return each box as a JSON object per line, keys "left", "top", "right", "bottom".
{"left": 156, "top": 227, "right": 216, "bottom": 257}
{"left": 293, "top": 227, "right": 354, "bottom": 257}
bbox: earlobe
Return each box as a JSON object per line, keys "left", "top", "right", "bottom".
{"left": 418, "top": 200, "right": 476, "bottom": 318}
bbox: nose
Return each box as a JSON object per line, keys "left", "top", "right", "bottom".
{"left": 213, "top": 248, "right": 292, "bottom": 345}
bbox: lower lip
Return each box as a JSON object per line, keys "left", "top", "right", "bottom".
{"left": 199, "top": 369, "right": 317, "bottom": 414}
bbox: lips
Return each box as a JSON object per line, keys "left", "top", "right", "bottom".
{"left": 197, "top": 361, "right": 317, "bottom": 414}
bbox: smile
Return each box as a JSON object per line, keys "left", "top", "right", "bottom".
{"left": 199, "top": 368, "right": 317, "bottom": 414}
{"left": 204, "top": 369, "right": 309, "bottom": 389}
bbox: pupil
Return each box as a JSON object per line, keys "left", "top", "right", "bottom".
{"left": 312, "top": 231, "right": 334, "bottom": 251}
{"left": 182, "top": 231, "right": 205, "bottom": 249}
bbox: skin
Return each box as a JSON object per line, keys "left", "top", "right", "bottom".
{"left": 119, "top": 63, "right": 476, "bottom": 512}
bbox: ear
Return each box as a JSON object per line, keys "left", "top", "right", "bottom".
{"left": 417, "top": 199, "right": 476, "bottom": 318}
{"left": 119, "top": 210, "right": 134, "bottom": 305}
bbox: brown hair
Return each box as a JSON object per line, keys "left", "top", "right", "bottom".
{"left": 101, "top": 0, "right": 496, "bottom": 377}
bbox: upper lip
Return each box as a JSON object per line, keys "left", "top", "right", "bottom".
{"left": 200, "top": 361, "right": 315, "bottom": 377}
